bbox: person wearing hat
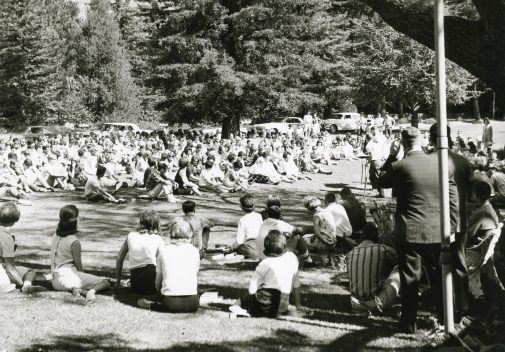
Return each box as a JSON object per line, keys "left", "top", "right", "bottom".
{"left": 137, "top": 217, "right": 200, "bottom": 313}
{"left": 378, "top": 126, "right": 459, "bottom": 334}
{"left": 233, "top": 230, "right": 302, "bottom": 317}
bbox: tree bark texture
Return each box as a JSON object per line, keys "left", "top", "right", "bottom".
{"left": 360, "top": 0, "right": 505, "bottom": 117}
{"left": 221, "top": 114, "right": 241, "bottom": 138}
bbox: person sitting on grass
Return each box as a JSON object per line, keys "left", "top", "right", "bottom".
{"left": 0, "top": 202, "right": 47, "bottom": 294}
{"left": 181, "top": 200, "right": 213, "bottom": 259}
{"left": 137, "top": 217, "right": 200, "bottom": 313}
{"left": 84, "top": 165, "right": 124, "bottom": 204}
{"left": 50, "top": 205, "right": 111, "bottom": 302}
{"left": 222, "top": 160, "right": 249, "bottom": 192}
{"left": 43, "top": 154, "right": 70, "bottom": 190}
{"left": 115, "top": 210, "right": 166, "bottom": 294}
{"left": 21, "top": 158, "right": 54, "bottom": 192}
{"left": 340, "top": 187, "right": 367, "bottom": 237}
{"left": 467, "top": 181, "right": 505, "bottom": 303}
{"left": 232, "top": 230, "right": 302, "bottom": 317}
{"left": 302, "top": 196, "right": 337, "bottom": 252}
{"left": 257, "top": 205, "right": 312, "bottom": 265}
{"left": 174, "top": 157, "right": 202, "bottom": 196}
{"left": 230, "top": 194, "right": 262, "bottom": 259}
{"left": 346, "top": 223, "right": 400, "bottom": 313}
{"left": 144, "top": 163, "right": 178, "bottom": 203}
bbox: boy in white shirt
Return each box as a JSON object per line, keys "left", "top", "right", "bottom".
{"left": 237, "top": 230, "right": 301, "bottom": 317}
{"left": 231, "top": 194, "right": 262, "bottom": 259}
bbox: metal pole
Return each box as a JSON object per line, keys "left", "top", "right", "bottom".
{"left": 434, "top": 0, "right": 454, "bottom": 333}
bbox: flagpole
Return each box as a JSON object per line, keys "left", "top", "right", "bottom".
{"left": 434, "top": 0, "right": 454, "bottom": 333}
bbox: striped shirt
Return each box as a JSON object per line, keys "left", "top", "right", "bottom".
{"left": 346, "top": 241, "right": 397, "bottom": 300}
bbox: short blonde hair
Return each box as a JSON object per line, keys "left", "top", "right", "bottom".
{"left": 303, "top": 196, "right": 321, "bottom": 211}
{"left": 170, "top": 217, "right": 193, "bottom": 241}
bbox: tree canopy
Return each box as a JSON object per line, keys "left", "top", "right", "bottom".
{"left": 358, "top": 0, "right": 505, "bottom": 117}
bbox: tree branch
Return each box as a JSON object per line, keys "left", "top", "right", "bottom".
{"left": 361, "top": 0, "right": 505, "bottom": 92}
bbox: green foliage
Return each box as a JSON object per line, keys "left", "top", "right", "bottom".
{"left": 77, "top": 0, "right": 141, "bottom": 121}
{"left": 150, "top": 0, "right": 354, "bottom": 135}
{"left": 0, "top": 0, "right": 142, "bottom": 125}
{"left": 350, "top": 17, "right": 477, "bottom": 114}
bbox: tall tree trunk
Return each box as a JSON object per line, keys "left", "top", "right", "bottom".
{"left": 411, "top": 110, "right": 419, "bottom": 128}
{"left": 399, "top": 101, "right": 404, "bottom": 119}
{"left": 491, "top": 90, "right": 496, "bottom": 119}
{"left": 221, "top": 115, "right": 240, "bottom": 139}
{"left": 473, "top": 81, "right": 481, "bottom": 122}
{"left": 495, "top": 89, "right": 505, "bottom": 120}
{"left": 473, "top": 97, "right": 481, "bottom": 122}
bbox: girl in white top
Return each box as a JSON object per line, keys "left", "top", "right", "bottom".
{"left": 235, "top": 230, "right": 301, "bottom": 317}
{"left": 50, "top": 205, "right": 110, "bottom": 302}
{"left": 137, "top": 217, "right": 200, "bottom": 313}
{"left": 115, "top": 210, "right": 165, "bottom": 294}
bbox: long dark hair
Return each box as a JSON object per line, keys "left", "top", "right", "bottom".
{"left": 56, "top": 205, "right": 79, "bottom": 237}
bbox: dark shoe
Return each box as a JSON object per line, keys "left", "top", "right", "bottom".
{"left": 398, "top": 321, "right": 417, "bottom": 334}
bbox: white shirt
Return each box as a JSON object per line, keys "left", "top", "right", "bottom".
{"left": 235, "top": 212, "right": 263, "bottom": 246}
{"left": 325, "top": 203, "right": 352, "bottom": 238}
{"left": 257, "top": 219, "right": 294, "bottom": 260}
{"left": 366, "top": 140, "right": 383, "bottom": 161}
{"left": 157, "top": 243, "right": 200, "bottom": 296}
{"left": 127, "top": 232, "right": 164, "bottom": 270}
{"left": 84, "top": 175, "right": 103, "bottom": 196}
{"left": 249, "top": 252, "right": 299, "bottom": 295}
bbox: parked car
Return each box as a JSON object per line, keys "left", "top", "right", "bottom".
{"left": 4, "top": 125, "right": 59, "bottom": 139}
{"left": 248, "top": 116, "right": 303, "bottom": 135}
{"left": 322, "top": 112, "right": 361, "bottom": 133}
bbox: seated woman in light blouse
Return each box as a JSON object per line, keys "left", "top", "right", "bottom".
{"left": 115, "top": 210, "right": 165, "bottom": 294}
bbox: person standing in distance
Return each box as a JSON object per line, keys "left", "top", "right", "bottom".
{"left": 303, "top": 111, "right": 313, "bottom": 137}
{"left": 482, "top": 117, "right": 493, "bottom": 157}
{"left": 378, "top": 127, "right": 459, "bottom": 334}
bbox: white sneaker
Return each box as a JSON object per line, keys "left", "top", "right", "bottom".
{"left": 229, "top": 305, "right": 250, "bottom": 317}
{"left": 167, "top": 194, "right": 178, "bottom": 203}
{"left": 21, "top": 285, "right": 47, "bottom": 294}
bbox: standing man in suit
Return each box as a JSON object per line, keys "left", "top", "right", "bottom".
{"left": 378, "top": 127, "right": 459, "bottom": 334}
{"left": 482, "top": 117, "right": 493, "bottom": 156}
{"left": 429, "top": 124, "right": 472, "bottom": 322}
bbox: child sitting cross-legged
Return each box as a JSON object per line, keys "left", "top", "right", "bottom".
{"left": 0, "top": 202, "right": 47, "bottom": 294}
{"left": 50, "top": 205, "right": 111, "bottom": 302}
{"left": 230, "top": 194, "right": 262, "bottom": 259}
{"left": 232, "top": 230, "right": 302, "bottom": 317}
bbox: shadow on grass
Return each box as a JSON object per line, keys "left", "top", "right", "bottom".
{"left": 15, "top": 319, "right": 421, "bottom": 352}
{"left": 17, "top": 329, "right": 331, "bottom": 352}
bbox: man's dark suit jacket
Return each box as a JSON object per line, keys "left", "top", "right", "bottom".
{"left": 378, "top": 150, "right": 459, "bottom": 244}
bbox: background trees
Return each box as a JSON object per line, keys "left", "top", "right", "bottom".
{"left": 0, "top": 0, "right": 482, "bottom": 128}
{"left": 357, "top": 0, "right": 505, "bottom": 118}
{"left": 350, "top": 17, "right": 476, "bottom": 124}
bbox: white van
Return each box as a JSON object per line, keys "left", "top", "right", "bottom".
{"left": 322, "top": 112, "right": 361, "bottom": 133}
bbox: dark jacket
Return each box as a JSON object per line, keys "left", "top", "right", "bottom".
{"left": 378, "top": 150, "right": 459, "bottom": 243}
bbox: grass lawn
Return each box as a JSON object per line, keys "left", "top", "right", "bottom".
{"left": 2, "top": 121, "right": 505, "bottom": 351}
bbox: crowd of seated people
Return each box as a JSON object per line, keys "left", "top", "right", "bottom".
{"left": 0, "top": 120, "right": 504, "bottom": 333}
{"left": 0, "top": 125, "right": 376, "bottom": 203}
